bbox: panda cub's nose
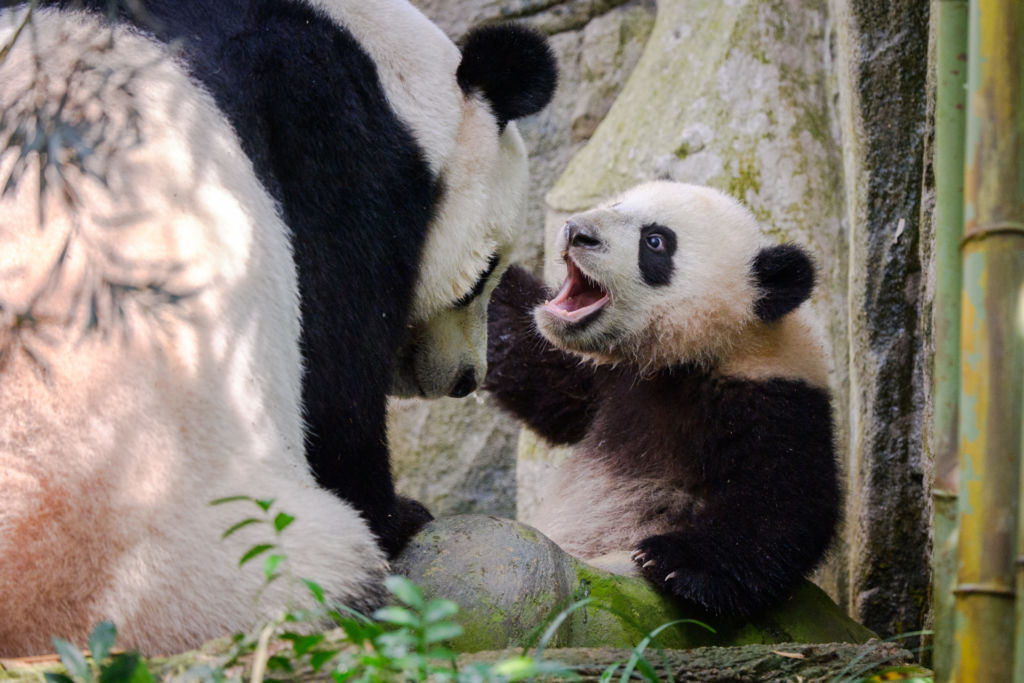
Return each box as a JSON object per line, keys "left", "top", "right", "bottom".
{"left": 566, "top": 220, "right": 602, "bottom": 249}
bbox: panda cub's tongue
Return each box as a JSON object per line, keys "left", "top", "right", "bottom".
{"left": 544, "top": 257, "right": 609, "bottom": 322}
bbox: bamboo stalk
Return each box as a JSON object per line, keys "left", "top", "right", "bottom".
{"left": 929, "top": 1, "right": 967, "bottom": 679}
{"left": 952, "top": 0, "right": 1024, "bottom": 680}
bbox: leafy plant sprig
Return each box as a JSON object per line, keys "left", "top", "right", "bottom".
{"left": 44, "top": 621, "right": 154, "bottom": 683}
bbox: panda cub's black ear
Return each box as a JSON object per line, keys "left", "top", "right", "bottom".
{"left": 457, "top": 24, "right": 557, "bottom": 129}
{"left": 752, "top": 244, "right": 816, "bottom": 322}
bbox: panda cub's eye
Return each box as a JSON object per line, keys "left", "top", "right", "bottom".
{"left": 645, "top": 234, "right": 666, "bottom": 252}
{"left": 453, "top": 253, "right": 501, "bottom": 308}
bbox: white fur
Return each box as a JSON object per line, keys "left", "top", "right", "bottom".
{"left": 392, "top": 100, "right": 528, "bottom": 397}
{"left": 397, "top": 103, "right": 528, "bottom": 397}
{"left": 537, "top": 181, "right": 827, "bottom": 386}
{"left": 524, "top": 458, "right": 703, "bottom": 563}
{"left": 0, "top": 0, "right": 523, "bottom": 654}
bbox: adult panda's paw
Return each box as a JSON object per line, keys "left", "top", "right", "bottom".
{"left": 382, "top": 495, "right": 434, "bottom": 559}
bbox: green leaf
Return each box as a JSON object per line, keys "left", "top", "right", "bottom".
{"left": 254, "top": 498, "right": 275, "bottom": 512}
{"left": 44, "top": 675, "right": 76, "bottom": 683}
{"left": 384, "top": 575, "right": 424, "bottom": 610}
{"left": 265, "top": 655, "right": 293, "bottom": 672}
{"left": 491, "top": 656, "right": 538, "bottom": 681}
{"left": 329, "top": 603, "right": 375, "bottom": 624}
{"left": 423, "top": 622, "right": 463, "bottom": 644}
{"left": 263, "top": 553, "right": 285, "bottom": 581}
{"left": 52, "top": 637, "right": 90, "bottom": 682}
{"left": 99, "top": 653, "right": 155, "bottom": 683}
{"left": 425, "top": 647, "right": 458, "bottom": 665}
{"left": 281, "top": 632, "right": 324, "bottom": 657}
{"left": 630, "top": 655, "right": 659, "bottom": 683}
{"left": 88, "top": 621, "right": 117, "bottom": 664}
{"left": 422, "top": 599, "right": 459, "bottom": 624}
{"left": 309, "top": 649, "right": 340, "bottom": 672}
{"left": 334, "top": 617, "right": 371, "bottom": 644}
{"left": 331, "top": 670, "right": 356, "bottom": 683}
{"left": 303, "top": 578, "right": 326, "bottom": 604}
{"left": 617, "top": 618, "right": 703, "bottom": 683}
{"left": 209, "top": 495, "right": 251, "bottom": 506}
{"left": 530, "top": 597, "right": 592, "bottom": 661}
{"left": 492, "top": 658, "right": 577, "bottom": 682}
{"left": 372, "top": 606, "right": 420, "bottom": 627}
{"left": 221, "top": 518, "right": 264, "bottom": 539}
{"left": 374, "top": 629, "right": 416, "bottom": 654}
{"left": 238, "top": 544, "right": 274, "bottom": 567}
{"left": 273, "top": 512, "right": 295, "bottom": 533}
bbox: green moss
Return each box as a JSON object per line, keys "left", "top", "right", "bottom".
{"left": 616, "top": 5, "right": 656, "bottom": 57}
{"left": 565, "top": 562, "right": 717, "bottom": 649}
{"left": 726, "top": 157, "right": 763, "bottom": 200}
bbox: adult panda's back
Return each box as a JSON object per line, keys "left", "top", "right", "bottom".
{"left": 18, "top": 0, "right": 446, "bottom": 545}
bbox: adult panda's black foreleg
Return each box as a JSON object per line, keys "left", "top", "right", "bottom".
{"left": 294, "top": 228, "right": 437, "bottom": 557}
{"left": 485, "top": 266, "right": 602, "bottom": 445}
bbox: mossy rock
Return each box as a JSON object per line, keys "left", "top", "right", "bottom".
{"left": 393, "top": 515, "right": 874, "bottom": 652}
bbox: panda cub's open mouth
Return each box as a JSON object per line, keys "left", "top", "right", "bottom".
{"left": 543, "top": 255, "right": 610, "bottom": 325}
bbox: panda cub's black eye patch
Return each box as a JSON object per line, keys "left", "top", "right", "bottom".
{"left": 639, "top": 223, "right": 676, "bottom": 286}
{"left": 454, "top": 253, "right": 501, "bottom": 308}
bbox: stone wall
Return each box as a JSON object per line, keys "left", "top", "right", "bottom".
{"left": 391, "top": 0, "right": 935, "bottom": 639}
{"left": 829, "top": 0, "right": 934, "bottom": 639}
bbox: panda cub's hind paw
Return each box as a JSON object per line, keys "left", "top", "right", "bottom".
{"left": 634, "top": 533, "right": 758, "bottom": 617}
{"left": 633, "top": 534, "right": 716, "bottom": 610}
{"left": 633, "top": 534, "right": 683, "bottom": 585}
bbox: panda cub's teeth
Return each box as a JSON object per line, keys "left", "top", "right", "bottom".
{"left": 544, "top": 256, "right": 609, "bottom": 323}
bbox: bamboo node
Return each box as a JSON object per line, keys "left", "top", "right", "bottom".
{"left": 960, "top": 222, "right": 1024, "bottom": 248}
{"left": 952, "top": 582, "right": 1016, "bottom": 598}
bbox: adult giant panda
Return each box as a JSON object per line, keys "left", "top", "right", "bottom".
{"left": 486, "top": 182, "right": 840, "bottom": 617}
{"left": 0, "top": 0, "right": 555, "bottom": 656}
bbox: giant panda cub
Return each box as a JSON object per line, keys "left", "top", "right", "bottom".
{"left": 486, "top": 181, "right": 840, "bottom": 616}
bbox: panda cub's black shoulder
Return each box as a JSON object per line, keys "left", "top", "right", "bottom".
{"left": 486, "top": 182, "right": 840, "bottom": 617}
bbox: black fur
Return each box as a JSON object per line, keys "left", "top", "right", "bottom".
{"left": 454, "top": 253, "right": 501, "bottom": 309}
{"left": 752, "top": 244, "right": 816, "bottom": 323}
{"left": 638, "top": 223, "right": 677, "bottom": 287}
{"left": 457, "top": 24, "right": 557, "bottom": 129}
{"left": 486, "top": 267, "right": 840, "bottom": 617}
{"left": 484, "top": 266, "right": 599, "bottom": 445}
{"left": 28, "top": 0, "right": 552, "bottom": 556}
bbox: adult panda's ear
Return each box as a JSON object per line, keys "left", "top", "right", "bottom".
{"left": 752, "top": 244, "right": 816, "bottom": 322}
{"left": 457, "top": 24, "right": 557, "bottom": 128}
